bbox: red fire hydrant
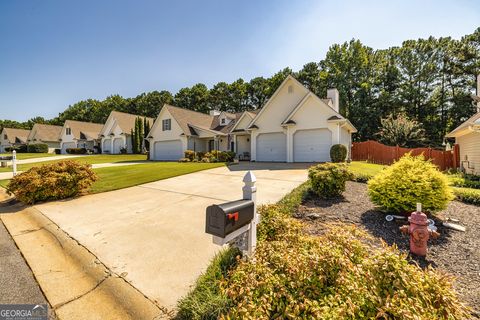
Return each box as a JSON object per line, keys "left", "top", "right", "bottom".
{"left": 399, "top": 203, "right": 439, "bottom": 256}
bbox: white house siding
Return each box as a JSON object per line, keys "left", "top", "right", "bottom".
{"left": 340, "top": 126, "right": 352, "bottom": 159}
{"left": 0, "top": 133, "right": 10, "bottom": 152}
{"left": 60, "top": 127, "right": 76, "bottom": 154}
{"left": 149, "top": 108, "right": 187, "bottom": 160}
{"left": 236, "top": 135, "right": 251, "bottom": 157}
{"left": 235, "top": 114, "right": 254, "bottom": 130}
{"left": 250, "top": 78, "right": 308, "bottom": 161}
{"left": 187, "top": 138, "right": 208, "bottom": 153}
{"left": 457, "top": 131, "right": 480, "bottom": 175}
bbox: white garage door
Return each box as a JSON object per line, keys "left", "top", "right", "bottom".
{"left": 154, "top": 140, "right": 183, "bottom": 161}
{"left": 256, "top": 133, "right": 287, "bottom": 162}
{"left": 293, "top": 129, "right": 332, "bottom": 162}
{"left": 102, "top": 139, "right": 111, "bottom": 153}
{"left": 61, "top": 142, "right": 76, "bottom": 154}
{"left": 113, "top": 138, "right": 123, "bottom": 154}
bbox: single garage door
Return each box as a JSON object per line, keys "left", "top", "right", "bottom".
{"left": 154, "top": 140, "right": 183, "bottom": 161}
{"left": 61, "top": 142, "right": 76, "bottom": 154}
{"left": 113, "top": 138, "right": 123, "bottom": 154}
{"left": 256, "top": 132, "right": 287, "bottom": 162}
{"left": 102, "top": 139, "right": 111, "bottom": 153}
{"left": 293, "top": 129, "right": 332, "bottom": 162}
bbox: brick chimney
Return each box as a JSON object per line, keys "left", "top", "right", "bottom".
{"left": 327, "top": 88, "right": 339, "bottom": 113}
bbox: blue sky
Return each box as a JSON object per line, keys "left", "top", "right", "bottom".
{"left": 0, "top": 0, "right": 479, "bottom": 121}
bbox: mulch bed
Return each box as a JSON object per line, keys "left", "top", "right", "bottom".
{"left": 295, "top": 181, "right": 480, "bottom": 317}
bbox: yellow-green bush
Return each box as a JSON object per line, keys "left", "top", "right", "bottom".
{"left": 221, "top": 225, "right": 470, "bottom": 319}
{"left": 6, "top": 160, "right": 97, "bottom": 204}
{"left": 368, "top": 154, "right": 453, "bottom": 213}
{"left": 308, "top": 163, "right": 353, "bottom": 198}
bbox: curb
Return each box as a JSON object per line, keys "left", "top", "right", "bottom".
{"left": 1, "top": 204, "right": 170, "bottom": 319}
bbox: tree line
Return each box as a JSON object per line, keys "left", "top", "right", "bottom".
{"left": 2, "top": 28, "right": 479, "bottom": 147}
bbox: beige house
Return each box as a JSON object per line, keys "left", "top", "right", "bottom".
{"left": 446, "top": 75, "right": 480, "bottom": 175}
{"left": 27, "top": 124, "right": 62, "bottom": 153}
{"left": 149, "top": 75, "right": 357, "bottom": 162}
{"left": 59, "top": 120, "right": 104, "bottom": 154}
{"left": 99, "top": 111, "right": 154, "bottom": 154}
{"left": 0, "top": 128, "right": 31, "bottom": 152}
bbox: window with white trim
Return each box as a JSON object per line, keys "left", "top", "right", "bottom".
{"left": 221, "top": 118, "right": 226, "bottom": 125}
{"left": 162, "top": 119, "right": 171, "bottom": 131}
{"left": 66, "top": 128, "right": 72, "bottom": 135}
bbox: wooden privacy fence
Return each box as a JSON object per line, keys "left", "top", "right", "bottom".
{"left": 351, "top": 140, "right": 460, "bottom": 171}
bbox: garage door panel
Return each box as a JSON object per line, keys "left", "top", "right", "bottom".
{"left": 113, "top": 138, "right": 123, "bottom": 154}
{"left": 294, "top": 129, "right": 331, "bottom": 162}
{"left": 154, "top": 140, "right": 183, "bottom": 161}
{"left": 256, "top": 133, "right": 286, "bottom": 162}
{"left": 61, "top": 142, "right": 76, "bottom": 154}
{"left": 102, "top": 139, "right": 111, "bottom": 153}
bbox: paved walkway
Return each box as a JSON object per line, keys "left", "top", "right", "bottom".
{"left": 33, "top": 163, "right": 309, "bottom": 311}
{"left": 15, "top": 155, "right": 87, "bottom": 164}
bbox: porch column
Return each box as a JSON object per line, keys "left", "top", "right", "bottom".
{"left": 110, "top": 136, "right": 114, "bottom": 153}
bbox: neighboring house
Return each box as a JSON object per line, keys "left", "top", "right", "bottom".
{"left": 59, "top": 120, "right": 104, "bottom": 154}
{"left": 99, "top": 111, "right": 154, "bottom": 154}
{"left": 149, "top": 75, "right": 357, "bottom": 162}
{"left": 0, "top": 128, "right": 31, "bottom": 152}
{"left": 27, "top": 124, "right": 62, "bottom": 153}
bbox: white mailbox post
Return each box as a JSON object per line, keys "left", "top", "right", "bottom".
{"left": 210, "top": 170, "right": 259, "bottom": 256}
{"left": 12, "top": 150, "right": 17, "bottom": 176}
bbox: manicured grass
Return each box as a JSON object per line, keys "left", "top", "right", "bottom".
{"left": 0, "top": 162, "right": 224, "bottom": 193}
{"left": 0, "top": 153, "right": 59, "bottom": 160}
{"left": 0, "top": 154, "right": 147, "bottom": 172}
{"left": 90, "top": 162, "right": 224, "bottom": 193}
{"left": 347, "top": 161, "right": 386, "bottom": 176}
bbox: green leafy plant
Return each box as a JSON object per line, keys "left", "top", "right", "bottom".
{"left": 330, "top": 144, "right": 348, "bottom": 162}
{"left": 27, "top": 143, "right": 49, "bottom": 153}
{"left": 178, "top": 157, "right": 191, "bottom": 163}
{"left": 308, "top": 163, "right": 353, "bottom": 198}
{"left": 453, "top": 188, "right": 480, "bottom": 206}
{"left": 66, "top": 147, "right": 87, "bottom": 154}
{"left": 376, "top": 113, "right": 426, "bottom": 147}
{"left": 184, "top": 150, "right": 196, "bottom": 161}
{"left": 368, "top": 154, "right": 454, "bottom": 213}
{"left": 6, "top": 160, "right": 97, "bottom": 204}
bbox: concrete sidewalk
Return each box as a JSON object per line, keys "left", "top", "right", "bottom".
{"left": 32, "top": 163, "right": 309, "bottom": 313}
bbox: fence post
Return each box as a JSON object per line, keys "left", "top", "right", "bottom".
{"left": 12, "top": 150, "right": 17, "bottom": 177}
{"left": 242, "top": 171, "right": 257, "bottom": 256}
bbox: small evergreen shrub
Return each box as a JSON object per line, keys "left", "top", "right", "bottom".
{"left": 4, "top": 147, "right": 15, "bottom": 152}
{"left": 453, "top": 187, "right": 480, "bottom": 206}
{"left": 120, "top": 147, "right": 127, "bottom": 154}
{"left": 351, "top": 172, "right": 373, "bottom": 183}
{"left": 66, "top": 148, "right": 87, "bottom": 154}
{"left": 54, "top": 148, "right": 61, "bottom": 154}
{"left": 308, "top": 163, "right": 353, "bottom": 198}
{"left": 184, "top": 150, "right": 195, "bottom": 161}
{"left": 368, "top": 154, "right": 454, "bottom": 213}
{"left": 217, "top": 151, "right": 235, "bottom": 162}
{"left": 27, "top": 143, "right": 49, "bottom": 153}
{"left": 330, "top": 144, "right": 348, "bottom": 162}
{"left": 178, "top": 157, "right": 191, "bottom": 163}
{"left": 6, "top": 160, "right": 97, "bottom": 204}
{"left": 17, "top": 144, "right": 28, "bottom": 153}
{"left": 449, "top": 174, "right": 480, "bottom": 189}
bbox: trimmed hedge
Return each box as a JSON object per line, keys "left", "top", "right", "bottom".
{"left": 368, "top": 154, "right": 454, "bottom": 213}
{"left": 27, "top": 143, "right": 49, "bottom": 153}
{"left": 183, "top": 150, "right": 236, "bottom": 163}
{"left": 66, "top": 148, "right": 87, "bottom": 154}
{"left": 6, "top": 160, "right": 97, "bottom": 204}
{"left": 453, "top": 187, "right": 480, "bottom": 206}
{"left": 330, "top": 144, "right": 347, "bottom": 162}
{"left": 308, "top": 163, "right": 353, "bottom": 198}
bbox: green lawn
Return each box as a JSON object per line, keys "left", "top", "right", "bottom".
{"left": 347, "top": 161, "right": 386, "bottom": 176}
{"left": 0, "top": 162, "right": 224, "bottom": 194}
{"left": 0, "top": 154, "right": 147, "bottom": 173}
{"left": 0, "top": 153, "right": 59, "bottom": 160}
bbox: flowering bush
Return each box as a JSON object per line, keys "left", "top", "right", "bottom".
{"left": 6, "top": 160, "right": 97, "bottom": 204}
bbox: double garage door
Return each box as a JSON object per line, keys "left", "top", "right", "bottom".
{"left": 256, "top": 129, "right": 332, "bottom": 162}
{"left": 154, "top": 140, "right": 183, "bottom": 161}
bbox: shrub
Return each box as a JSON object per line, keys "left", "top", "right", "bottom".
{"left": 308, "top": 163, "right": 353, "bottom": 198}
{"left": 54, "top": 148, "right": 61, "bottom": 154}
{"left": 330, "top": 144, "right": 348, "bottom": 162}
{"left": 184, "top": 150, "right": 195, "bottom": 161}
{"left": 448, "top": 174, "right": 480, "bottom": 189}
{"left": 368, "top": 154, "right": 454, "bottom": 214}
{"left": 178, "top": 157, "right": 191, "bottom": 163}
{"left": 6, "top": 160, "right": 97, "bottom": 204}
{"left": 453, "top": 187, "right": 480, "bottom": 206}
{"left": 17, "top": 144, "right": 28, "bottom": 153}
{"left": 351, "top": 172, "right": 373, "bottom": 183}
{"left": 4, "top": 147, "right": 15, "bottom": 152}
{"left": 200, "top": 157, "right": 210, "bottom": 163}
{"left": 221, "top": 225, "right": 469, "bottom": 319}
{"left": 196, "top": 151, "right": 206, "bottom": 160}
{"left": 66, "top": 148, "right": 87, "bottom": 154}
{"left": 27, "top": 143, "right": 49, "bottom": 153}
{"left": 176, "top": 247, "right": 241, "bottom": 320}
{"left": 218, "top": 151, "right": 236, "bottom": 162}
{"left": 120, "top": 147, "right": 127, "bottom": 154}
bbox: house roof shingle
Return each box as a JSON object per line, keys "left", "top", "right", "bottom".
{"left": 30, "top": 124, "right": 63, "bottom": 142}
{"left": 2, "top": 128, "right": 31, "bottom": 144}
{"left": 110, "top": 111, "right": 155, "bottom": 134}
{"left": 64, "top": 120, "right": 103, "bottom": 140}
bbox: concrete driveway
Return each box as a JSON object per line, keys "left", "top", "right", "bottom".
{"left": 34, "top": 163, "right": 309, "bottom": 311}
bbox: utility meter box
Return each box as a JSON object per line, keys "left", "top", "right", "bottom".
{"left": 205, "top": 199, "right": 254, "bottom": 238}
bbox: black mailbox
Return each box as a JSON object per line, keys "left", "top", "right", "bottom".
{"left": 206, "top": 199, "right": 254, "bottom": 238}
